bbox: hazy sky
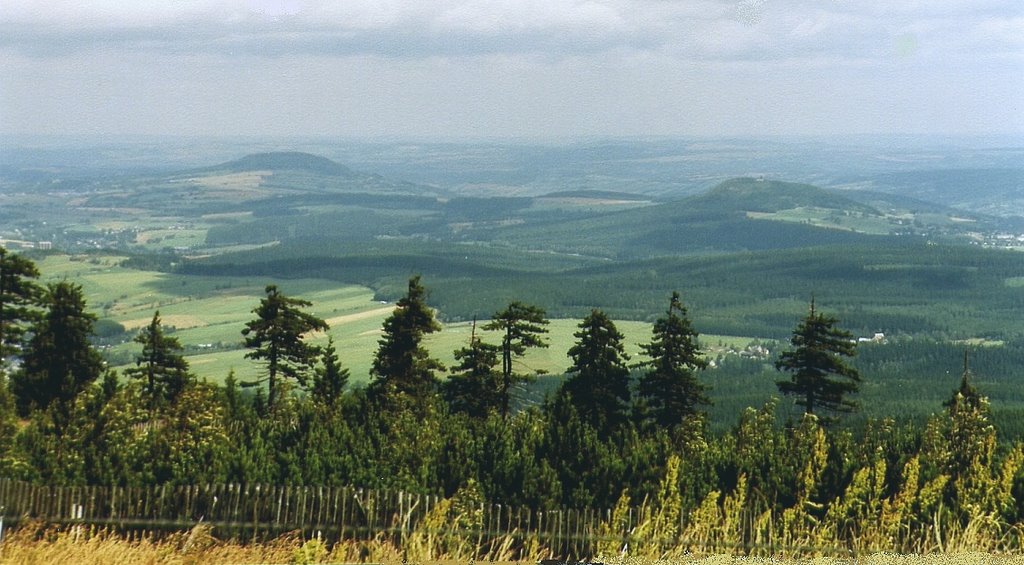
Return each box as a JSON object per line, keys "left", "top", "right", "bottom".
{"left": 1, "top": 1, "right": 1022, "bottom": 139}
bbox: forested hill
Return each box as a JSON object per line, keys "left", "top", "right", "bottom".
{"left": 206, "top": 152, "right": 357, "bottom": 177}
{"left": 479, "top": 177, "right": 888, "bottom": 257}
{"left": 688, "top": 177, "right": 879, "bottom": 215}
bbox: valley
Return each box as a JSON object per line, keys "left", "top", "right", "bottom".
{"left": 4, "top": 137, "right": 1024, "bottom": 432}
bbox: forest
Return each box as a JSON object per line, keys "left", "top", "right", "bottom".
{"left": 1, "top": 247, "right": 1023, "bottom": 556}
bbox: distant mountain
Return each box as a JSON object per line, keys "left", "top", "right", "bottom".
{"left": 690, "top": 177, "right": 879, "bottom": 215}
{"left": 854, "top": 168, "right": 1024, "bottom": 218}
{"left": 482, "top": 177, "right": 884, "bottom": 258}
{"left": 70, "top": 151, "right": 446, "bottom": 220}
{"left": 213, "top": 152, "right": 356, "bottom": 177}
{"left": 539, "top": 189, "right": 654, "bottom": 202}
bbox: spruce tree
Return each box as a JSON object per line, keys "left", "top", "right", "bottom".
{"left": 561, "top": 309, "right": 631, "bottom": 434}
{"left": 444, "top": 321, "right": 502, "bottom": 418}
{"left": 638, "top": 291, "right": 709, "bottom": 428}
{"left": 11, "top": 281, "right": 104, "bottom": 426}
{"left": 368, "top": 276, "right": 444, "bottom": 408}
{"left": 311, "top": 336, "right": 349, "bottom": 407}
{"left": 484, "top": 301, "right": 549, "bottom": 418}
{"left": 0, "top": 248, "right": 43, "bottom": 372}
{"left": 944, "top": 350, "right": 982, "bottom": 412}
{"left": 775, "top": 299, "right": 860, "bottom": 418}
{"left": 124, "top": 311, "right": 193, "bottom": 413}
{"left": 242, "top": 285, "right": 328, "bottom": 411}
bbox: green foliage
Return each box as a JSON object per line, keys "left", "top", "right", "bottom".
{"left": 5, "top": 353, "right": 1024, "bottom": 554}
{"left": 368, "top": 276, "right": 444, "bottom": 410}
{"left": 561, "top": 309, "right": 632, "bottom": 434}
{"left": 0, "top": 248, "right": 43, "bottom": 366}
{"left": 443, "top": 324, "right": 502, "bottom": 418}
{"left": 775, "top": 300, "right": 860, "bottom": 418}
{"left": 0, "top": 374, "right": 24, "bottom": 476}
{"left": 124, "top": 311, "right": 193, "bottom": 413}
{"left": 310, "top": 337, "right": 349, "bottom": 407}
{"left": 11, "top": 281, "right": 104, "bottom": 428}
{"left": 242, "top": 285, "right": 329, "bottom": 411}
{"left": 183, "top": 239, "right": 1024, "bottom": 345}
{"left": 638, "top": 292, "right": 709, "bottom": 429}
{"left": 7, "top": 246, "right": 1024, "bottom": 554}
{"left": 483, "top": 301, "right": 550, "bottom": 417}
{"left": 89, "top": 382, "right": 231, "bottom": 485}
{"left": 543, "top": 397, "right": 627, "bottom": 508}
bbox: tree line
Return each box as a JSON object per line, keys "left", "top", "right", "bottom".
{"left": 1, "top": 248, "right": 1021, "bottom": 550}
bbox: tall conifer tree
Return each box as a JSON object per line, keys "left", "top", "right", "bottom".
{"left": 242, "top": 285, "right": 328, "bottom": 411}
{"left": 775, "top": 299, "right": 860, "bottom": 417}
{"left": 125, "top": 311, "right": 193, "bottom": 413}
{"left": 311, "top": 336, "right": 349, "bottom": 407}
{"left": 0, "top": 248, "right": 42, "bottom": 372}
{"left": 484, "top": 301, "right": 549, "bottom": 418}
{"left": 369, "top": 276, "right": 444, "bottom": 408}
{"left": 11, "top": 281, "right": 104, "bottom": 426}
{"left": 638, "top": 291, "right": 709, "bottom": 428}
{"left": 561, "top": 309, "right": 631, "bottom": 433}
{"left": 444, "top": 320, "right": 502, "bottom": 418}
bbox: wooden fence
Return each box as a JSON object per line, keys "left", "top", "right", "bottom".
{"left": 0, "top": 478, "right": 621, "bottom": 557}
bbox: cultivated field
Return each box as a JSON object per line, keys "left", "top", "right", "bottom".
{"left": 38, "top": 254, "right": 760, "bottom": 386}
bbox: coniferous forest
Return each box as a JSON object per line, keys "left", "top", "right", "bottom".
{"left": 1, "top": 248, "right": 1023, "bottom": 557}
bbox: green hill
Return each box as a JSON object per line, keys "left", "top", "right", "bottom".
{"left": 216, "top": 152, "right": 357, "bottom": 177}
{"left": 539, "top": 189, "right": 654, "bottom": 201}
{"left": 691, "top": 177, "right": 879, "bottom": 214}
{"left": 480, "top": 178, "right": 885, "bottom": 258}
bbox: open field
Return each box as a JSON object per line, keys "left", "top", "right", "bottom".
{"left": 746, "top": 207, "right": 898, "bottom": 235}
{"left": 37, "top": 254, "right": 760, "bottom": 386}
{"left": 31, "top": 253, "right": 1024, "bottom": 435}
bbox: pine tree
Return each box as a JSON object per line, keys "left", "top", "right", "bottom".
{"left": 0, "top": 248, "right": 43, "bottom": 372}
{"left": 11, "top": 281, "right": 104, "bottom": 427}
{"left": 311, "top": 336, "right": 349, "bottom": 407}
{"left": 241, "top": 285, "right": 328, "bottom": 411}
{"left": 775, "top": 299, "right": 860, "bottom": 418}
{"left": 0, "top": 373, "right": 19, "bottom": 475}
{"left": 368, "top": 276, "right": 444, "bottom": 408}
{"left": 638, "top": 291, "right": 709, "bottom": 428}
{"left": 944, "top": 350, "right": 982, "bottom": 412}
{"left": 124, "top": 311, "right": 193, "bottom": 413}
{"left": 444, "top": 320, "right": 502, "bottom": 418}
{"left": 561, "top": 309, "right": 631, "bottom": 434}
{"left": 484, "top": 301, "right": 549, "bottom": 418}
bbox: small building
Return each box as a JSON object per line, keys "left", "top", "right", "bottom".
{"left": 858, "top": 332, "right": 886, "bottom": 344}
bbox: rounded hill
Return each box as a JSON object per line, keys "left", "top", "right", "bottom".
{"left": 693, "top": 177, "right": 879, "bottom": 214}
{"left": 218, "top": 152, "right": 355, "bottom": 177}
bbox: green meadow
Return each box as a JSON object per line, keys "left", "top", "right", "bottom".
{"left": 42, "top": 252, "right": 1024, "bottom": 436}
{"left": 38, "top": 254, "right": 760, "bottom": 387}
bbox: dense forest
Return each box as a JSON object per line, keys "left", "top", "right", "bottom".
{"left": 1, "top": 248, "right": 1023, "bottom": 554}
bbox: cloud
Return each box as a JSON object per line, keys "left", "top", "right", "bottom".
{"left": 2, "top": 0, "right": 1020, "bottom": 67}
{"left": 2, "top": 0, "right": 1020, "bottom": 138}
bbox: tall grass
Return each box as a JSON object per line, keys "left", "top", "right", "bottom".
{"left": 2, "top": 523, "right": 1021, "bottom": 565}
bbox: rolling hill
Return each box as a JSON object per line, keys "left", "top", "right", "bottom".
{"left": 478, "top": 178, "right": 891, "bottom": 258}
{"left": 213, "top": 152, "right": 358, "bottom": 177}
{"left": 688, "top": 177, "right": 879, "bottom": 214}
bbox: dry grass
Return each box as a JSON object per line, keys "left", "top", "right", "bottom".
{"left": 1, "top": 524, "right": 1022, "bottom": 565}
{"left": 0, "top": 523, "right": 402, "bottom": 565}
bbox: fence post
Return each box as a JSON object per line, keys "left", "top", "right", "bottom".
{"left": 338, "top": 487, "right": 348, "bottom": 540}
{"left": 251, "top": 485, "right": 261, "bottom": 540}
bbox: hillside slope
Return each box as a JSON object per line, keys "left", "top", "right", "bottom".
{"left": 481, "top": 178, "right": 887, "bottom": 257}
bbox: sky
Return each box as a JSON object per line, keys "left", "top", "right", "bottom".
{"left": 1, "top": 1, "right": 1022, "bottom": 140}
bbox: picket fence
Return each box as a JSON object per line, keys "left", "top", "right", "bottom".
{"left": 0, "top": 478, "right": 626, "bottom": 557}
